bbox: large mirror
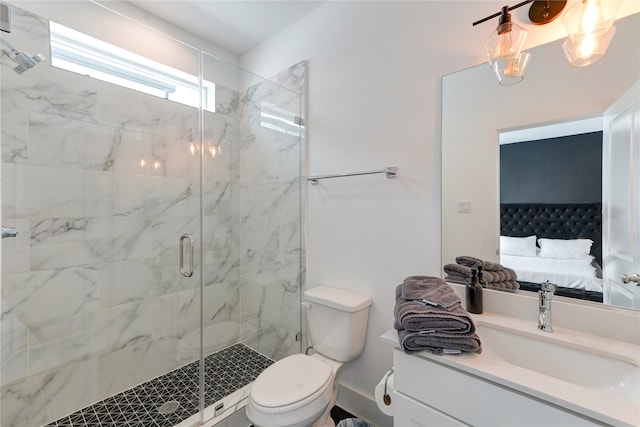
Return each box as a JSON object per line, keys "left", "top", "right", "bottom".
{"left": 441, "top": 12, "right": 639, "bottom": 310}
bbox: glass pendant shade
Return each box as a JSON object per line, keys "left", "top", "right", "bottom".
{"left": 490, "top": 51, "right": 531, "bottom": 86}
{"left": 561, "top": 0, "right": 619, "bottom": 67}
{"left": 562, "top": 24, "right": 616, "bottom": 67}
{"left": 485, "top": 8, "right": 529, "bottom": 85}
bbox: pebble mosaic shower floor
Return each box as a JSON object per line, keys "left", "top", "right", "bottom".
{"left": 43, "top": 343, "right": 274, "bottom": 427}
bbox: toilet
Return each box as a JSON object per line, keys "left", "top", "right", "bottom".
{"left": 246, "top": 286, "right": 372, "bottom": 427}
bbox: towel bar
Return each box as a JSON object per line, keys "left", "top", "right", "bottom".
{"left": 307, "top": 166, "right": 397, "bottom": 185}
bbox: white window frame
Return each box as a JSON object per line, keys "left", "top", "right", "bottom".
{"left": 49, "top": 21, "right": 214, "bottom": 112}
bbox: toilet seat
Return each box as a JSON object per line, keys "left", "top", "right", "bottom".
{"left": 250, "top": 354, "right": 333, "bottom": 413}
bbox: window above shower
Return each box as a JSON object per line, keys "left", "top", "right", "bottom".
{"left": 49, "top": 21, "right": 215, "bottom": 112}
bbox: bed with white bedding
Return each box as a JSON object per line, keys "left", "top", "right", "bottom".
{"left": 499, "top": 254, "right": 603, "bottom": 292}
{"left": 499, "top": 203, "right": 603, "bottom": 302}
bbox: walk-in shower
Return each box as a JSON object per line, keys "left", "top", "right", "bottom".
{"left": 0, "top": 3, "right": 305, "bottom": 427}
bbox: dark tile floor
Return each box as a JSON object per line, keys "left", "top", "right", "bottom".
{"left": 43, "top": 343, "right": 273, "bottom": 427}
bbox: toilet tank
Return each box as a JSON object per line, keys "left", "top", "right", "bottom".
{"left": 304, "top": 286, "right": 372, "bottom": 362}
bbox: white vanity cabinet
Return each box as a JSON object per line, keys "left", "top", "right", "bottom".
{"left": 393, "top": 392, "right": 463, "bottom": 427}
{"left": 392, "top": 349, "right": 602, "bottom": 427}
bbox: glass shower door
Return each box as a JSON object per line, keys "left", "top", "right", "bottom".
{"left": 198, "top": 52, "right": 305, "bottom": 424}
{"left": 0, "top": 3, "right": 204, "bottom": 426}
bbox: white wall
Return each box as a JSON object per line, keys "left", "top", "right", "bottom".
{"left": 241, "top": 3, "right": 483, "bottom": 424}
{"left": 240, "top": 2, "right": 640, "bottom": 425}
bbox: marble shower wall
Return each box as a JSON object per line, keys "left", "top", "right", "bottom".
{"left": 0, "top": 5, "right": 304, "bottom": 427}
{"left": 201, "top": 59, "right": 306, "bottom": 363}
{"left": 234, "top": 62, "right": 306, "bottom": 361}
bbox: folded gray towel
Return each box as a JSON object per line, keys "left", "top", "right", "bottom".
{"left": 444, "top": 263, "right": 471, "bottom": 278}
{"left": 488, "top": 281, "right": 520, "bottom": 291}
{"left": 444, "top": 264, "right": 517, "bottom": 283}
{"left": 445, "top": 274, "right": 520, "bottom": 291}
{"left": 394, "top": 284, "right": 474, "bottom": 333}
{"left": 444, "top": 275, "right": 467, "bottom": 285}
{"left": 455, "top": 255, "right": 504, "bottom": 272}
{"left": 397, "top": 329, "right": 482, "bottom": 355}
{"left": 400, "top": 276, "right": 461, "bottom": 308}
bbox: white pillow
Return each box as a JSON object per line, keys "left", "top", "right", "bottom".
{"left": 500, "top": 235, "right": 537, "bottom": 257}
{"left": 538, "top": 238, "right": 593, "bottom": 260}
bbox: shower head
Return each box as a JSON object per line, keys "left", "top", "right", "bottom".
{"left": 1, "top": 37, "right": 45, "bottom": 73}
{"left": 12, "top": 50, "right": 45, "bottom": 73}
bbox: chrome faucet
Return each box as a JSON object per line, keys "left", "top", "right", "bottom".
{"left": 538, "top": 281, "right": 556, "bottom": 332}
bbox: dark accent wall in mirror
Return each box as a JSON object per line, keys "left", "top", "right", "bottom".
{"left": 500, "top": 132, "right": 602, "bottom": 204}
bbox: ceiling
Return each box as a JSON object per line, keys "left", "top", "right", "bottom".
{"left": 127, "top": 1, "right": 326, "bottom": 55}
{"left": 126, "top": 1, "right": 640, "bottom": 58}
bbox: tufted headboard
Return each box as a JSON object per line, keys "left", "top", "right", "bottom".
{"left": 500, "top": 203, "right": 602, "bottom": 267}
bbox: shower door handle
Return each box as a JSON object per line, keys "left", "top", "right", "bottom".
{"left": 179, "top": 233, "right": 194, "bottom": 277}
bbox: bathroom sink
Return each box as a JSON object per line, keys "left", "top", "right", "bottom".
{"left": 476, "top": 322, "right": 640, "bottom": 404}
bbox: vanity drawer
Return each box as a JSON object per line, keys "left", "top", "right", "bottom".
{"left": 394, "top": 392, "right": 468, "bottom": 427}
{"left": 393, "top": 349, "right": 602, "bottom": 426}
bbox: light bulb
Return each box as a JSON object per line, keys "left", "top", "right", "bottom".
{"left": 562, "top": 0, "right": 618, "bottom": 42}
{"left": 496, "top": 33, "right": 515, "bottom": 59}
{"left": 504, "top": 57, "right": 519, "bottom": 78}
{"left": 190, "top": 142, "right": 197, "bottom": 156}
{"left": 580, "top": 34, "right": 595, "bottom": 57}
{"left": 579, "top": 0, "right": 603, "bottom": 34}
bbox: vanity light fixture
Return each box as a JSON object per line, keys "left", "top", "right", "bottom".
{"left": 560, "top": 0, "right": 619, "bottom": 67}
{"left": 474, "top": 1, "right": 567, "bottom": 85}
{"left": 475, "top": 0, "right": 620, "bottom": 75}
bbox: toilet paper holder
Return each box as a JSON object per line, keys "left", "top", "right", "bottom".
{"left": 382, "top": 368, "right": 393, "bottom": 405}
{"left": 375, "top": 368, "right": 395, "bottom": 416}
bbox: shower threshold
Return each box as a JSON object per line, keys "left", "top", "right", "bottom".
{"left": 176, "top": 388, "right": 253, "bottom": 427}
{"left": 44, "top": 343, "right": 273, "bottom": 427}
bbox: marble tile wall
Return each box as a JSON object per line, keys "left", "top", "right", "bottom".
{"left": 235, "top": 61, "right": 306, "bottom": 360}
{"left": 0, "top": 5, "right": 304, "bottom": 427}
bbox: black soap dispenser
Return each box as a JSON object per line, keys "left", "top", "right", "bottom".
{"left": 477, "top": 265, "right": 488, "bottom": 288}
{"left": 466, "top": 269, "right": 483, "bottom": 314}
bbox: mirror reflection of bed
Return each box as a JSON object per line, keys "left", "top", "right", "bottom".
{"left": 499, "top": 121, "right": 604, "bottom": 303}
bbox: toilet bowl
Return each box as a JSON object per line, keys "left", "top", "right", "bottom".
{"left": 246, "top": 286, "right": 372, "bottom": 427}
{"left": 246, "top": 353, "right": 341, "bottom": 427}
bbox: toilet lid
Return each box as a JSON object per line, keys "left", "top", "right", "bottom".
{"left": 251, "top": 354, "right": 332, "bottom": 409}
